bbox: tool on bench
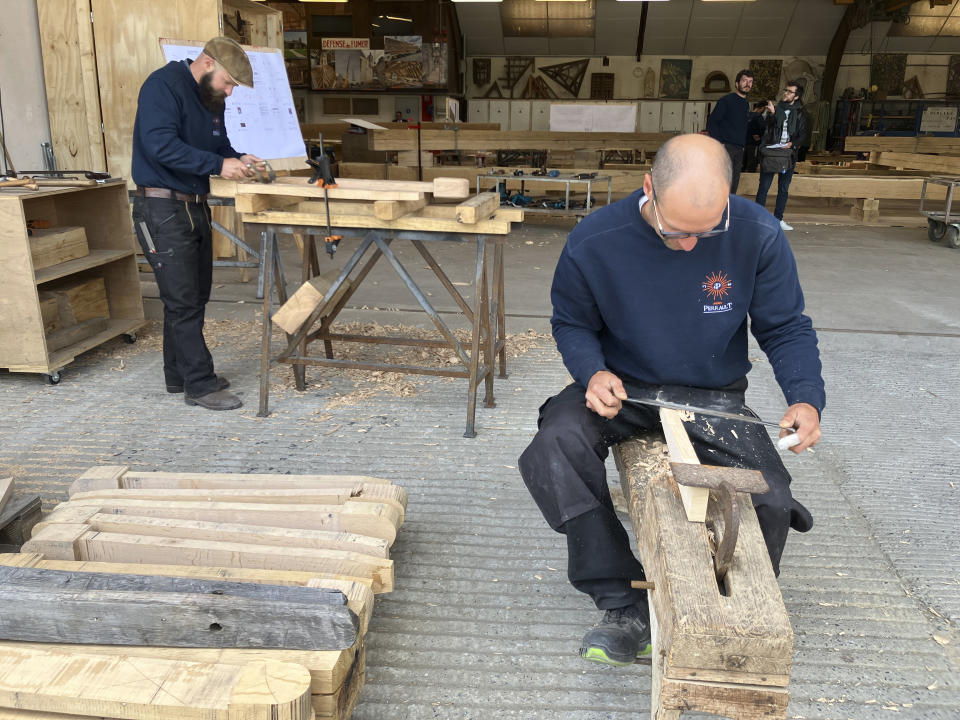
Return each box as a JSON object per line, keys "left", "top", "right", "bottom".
{"left": 0, "top": 177, "right": 38, "bottom": 191}
{"left": 245, "top": 159, "right": 276, "bottom": 184}
{"left": 306, "top": 136, "right": 341, "bottom": 258}
{"left": 623, "top": 396, "right": 802, "bottom": 451}
{"left": 11, "top": 169, "right": 111, "bottom": 181}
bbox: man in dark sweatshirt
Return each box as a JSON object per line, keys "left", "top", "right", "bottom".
{"left": 131, "top": 37, "right": 260, "bottom": 410}
{"left": 706, "top": 69, "right": 753, "bottom": 194}
{"left": 518, "top": 134, "right": 824, "bottom": 667}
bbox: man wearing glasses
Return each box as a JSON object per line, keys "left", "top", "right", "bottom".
{"left": 755, "top": 81, "right": 809, "bottom": 231}
{"left": 518, "top": 133, "right": 824, "bottom": 667}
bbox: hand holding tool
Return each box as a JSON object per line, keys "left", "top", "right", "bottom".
{"left": 623, "top": 396, "right": 801, "bottom": 451}
{"left": 245, "top": 159, "right": 275, "bottom": 184}
{"left": 306, "top": 137, "right": 341, "bottom": 257}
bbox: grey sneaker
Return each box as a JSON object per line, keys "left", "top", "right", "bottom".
{"left": 167, "top": 375, "right": 230, "bottom": 394}
{"left": 184, "top": 388, "right": 242, "bottom": 411}
{"left": 579, "top": 603, "right": 652, "bottom": 666}
{"left": 779, "top": 219, "right": 793, "bottom": 231}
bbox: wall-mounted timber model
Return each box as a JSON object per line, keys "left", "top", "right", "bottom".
{"left": 0, "top": 464, "right": 409, "bottom": 720}
{"left": 613, "top": 411, "right": 793, "bottom": 720}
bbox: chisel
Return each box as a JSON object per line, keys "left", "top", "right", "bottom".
{"left": 623, "top": 397, "right": 802, "bottom": 450}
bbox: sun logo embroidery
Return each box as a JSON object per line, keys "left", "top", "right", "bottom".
{"left": 702, "top": 271, "right": 733, "bottom": 314}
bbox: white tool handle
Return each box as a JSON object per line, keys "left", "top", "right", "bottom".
{"left": 777, "top": 432, "right": 801, "bottom": 451}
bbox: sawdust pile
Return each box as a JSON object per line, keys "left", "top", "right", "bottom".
{"left": 95, "top": 318, "right": 554, "bottom": 409}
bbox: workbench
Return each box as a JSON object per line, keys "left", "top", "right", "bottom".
{"left": 476, "top": 172, "right": 613, "bottom": 217}
{"left": 210, "top": 176, "right": 519, "bottom": 437}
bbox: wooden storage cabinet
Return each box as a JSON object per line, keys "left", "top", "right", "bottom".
{"left": 0, "top": 182, "right": 145, "bottom": 381}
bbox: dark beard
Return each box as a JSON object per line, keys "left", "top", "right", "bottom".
{"left": 198, "top": 71, "right": 227, "bottom": 114}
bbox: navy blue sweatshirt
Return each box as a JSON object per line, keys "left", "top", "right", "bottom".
{"left": 131, "top": 60, "right": 242, "bottom": 194}
{"left": 706, "top": 92, "right": 750, "bottom": 148}
{"left": 551, "top": 191, "right": 826, "bottom": 414}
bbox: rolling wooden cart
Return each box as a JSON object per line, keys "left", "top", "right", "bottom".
{"left": 0, "top": 181, "right": 146, "bottom": 384}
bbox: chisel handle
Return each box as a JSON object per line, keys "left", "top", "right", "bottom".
{"left": 777, "top": 433, "right": 802, "bottom": 451}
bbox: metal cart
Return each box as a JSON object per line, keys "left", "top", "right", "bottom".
{"left": 919, "top": 176, "right": 960, "bottom": 249}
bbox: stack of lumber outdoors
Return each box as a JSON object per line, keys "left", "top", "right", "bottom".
{"left": 211, "top": 175, "right": 523, "bottom": 235}
{"left": 0, "top": 465, "right": 408, "bottom": 720}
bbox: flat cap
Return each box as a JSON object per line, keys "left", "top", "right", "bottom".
{"left": 202, "top": 36, "right": 254, "bottom": 88}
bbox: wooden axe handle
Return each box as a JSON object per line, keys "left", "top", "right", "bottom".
{"left": 0, "top": 178, "right": 39, "bottom": 190}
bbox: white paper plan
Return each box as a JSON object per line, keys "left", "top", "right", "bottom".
{"left": 161, "top": 41, "right": 306, "bottom": 162}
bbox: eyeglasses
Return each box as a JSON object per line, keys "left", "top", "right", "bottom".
{"left": 650, "top": 185, "right": 730, "bottom": 240}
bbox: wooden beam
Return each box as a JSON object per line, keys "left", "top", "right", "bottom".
{"left": 870, "top": 151, "right": 960, "bottom": 175}
{"left": 0, "top": 649, "right": 312, "bottom": 720}
{"left": 373, "top": 197, "right": 427, "bottom": 220}
{"left": 0, "top": 565, "right": 357, "bottom": 651}
{"left": 23, "top": 525, "right": 394, "bottom": 593}
{"left": 35, "top": 508, "right": 389, "bottom": 559}
{"left": 455, "top": 192, "right": 500, "bottom": 224}
{"left": 212, "top": 176, "right": 470, "bottom": 202}
{"left": 245, "top": 206, "right": 515, "bottom": 236}
{"left": 369, "top": 130, "right": 672, "bottom": 152}
{"left": 42, "top": 498, "right": 401, "bottom": 544}
{"left": 659, "top": 408, "right": 709, "bottom": 523}
{"left": 0, "top": 552, "right": 374, "bottom": 638}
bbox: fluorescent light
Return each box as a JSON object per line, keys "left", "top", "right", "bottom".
{"left": 452, "top": 0, "right": 503, "bottom": 3}
{"left": 616, "top": 1, "right": 670, "bottom": 2}
{"left": 299, "top": 0, "right": 348, "bottom": 4}
{"left": 535, "top": 0, "right": 589, "bottom": 3}
{"left": 385, "top": 15, "right": 413, "bottom": 21}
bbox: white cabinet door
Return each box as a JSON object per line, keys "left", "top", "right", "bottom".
{"left": 683, "top": 102, "right": 708, "bottom": 134}
{"left": 638, "top": 101, "right": 661, "bottom": 133}
{"left": 510, "top": 100, "right": 531, "bottom": 131}
{"left": 489, "top": 100, "right": 509, "bottom": 130}
{"left": 661, "top": 102, "right": 683, "bottom": 133}
{"left": 531, "top": 101, "right": 551, "bottom": 131}
{"left": 469, "top": 100, "right": 489, "bottom": 123}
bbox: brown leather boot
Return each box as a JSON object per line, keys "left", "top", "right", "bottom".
{"left": 184, "top": 388, "right": 242, "bottom": 410}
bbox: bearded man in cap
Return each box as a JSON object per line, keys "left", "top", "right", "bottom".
{"left": 131, "top": 37, "right": 261, "bottom": 410}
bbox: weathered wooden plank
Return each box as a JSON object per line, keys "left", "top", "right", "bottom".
{"left": 0, "top": 648, "right": 312, "bottom": 720}
{"left": 0, "top": 565, "right": 357, "bottom": 651}
{"left": 36, "top": 509, "right": 389, "bottom": 558}
{"left": 871, "top": 150, "right": 960, "bottom": 174}
{"left": 44, "top": 317, "right": 108, "bottom": 353}
{"left": 233, "top": 194, "right": 302, "bottom": 214}
{"left": 455, "top": 192, "right": 500, "bottom": 224}
{"left": 0, "top": 495, "right": 43, "bottom": 549}
{"left": 48, "top": 497, "right": 400, "bottom": 544}
{"left": 844, "top": 135, "right": 960, "bottom": 155}
{"left": 0, "top": 552, "right": 373, "bottom": 639}
{"left": 272, "top": 272, "right": 353, "bottom": 336}
{"left": 213, "top": 176, "right": 470, "bottom": 201}
{"left": 23, "top": 526, "right": 394, "bottom": 593}
{"left": 659, "top": 408, "right": 709, "bottom": 523}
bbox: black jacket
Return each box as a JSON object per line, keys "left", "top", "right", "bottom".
{"left": 760, "top": 100, "right": 810, "bottom": 159}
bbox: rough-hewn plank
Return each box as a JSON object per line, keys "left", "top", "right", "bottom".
{"left": 0, "top": 565, "right": 357, "bottom": 651}
{"left": 0, "top": 649, "right": 312, "bottom": 720}
{"left": 455, "top": 192, "right": 500, "bottom": 224}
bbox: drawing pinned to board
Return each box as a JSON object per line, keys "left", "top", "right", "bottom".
{"left": 659, "top": 59, "right": 691, "bottom": 99}
{"left": 473, "top": 58, "right": 491, "bottom": 87}
{"left": 283, "top": 31, "right": 308, "bottom": 60}
{"left": 310, "top": 50, "right": 337, "bottom": 90}
{"left": 870, "top": 53, "right": 907, "bottom": 99}
{"left": 748, "top": 59, "right": 782, "bottom": 103}
{"left": 422, "top": 43, "right": 447, "bottom": 86}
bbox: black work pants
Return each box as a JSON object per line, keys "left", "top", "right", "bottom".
{"left": 723, "top": 143, "right": 744, "bottom": 194}
{"left": 743, "top": 145, "right": 760, "bottom": 174}
{"left": 518, "top": 380, "right": 812, "bottom": 611}
{"left": 132, "top": 196, "right": 218, "bottom": 396}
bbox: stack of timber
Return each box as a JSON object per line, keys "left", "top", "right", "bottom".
{"left": 0, "top": 464, "right": 408, "bottom": 720}
{"left": 210, "top": 175, "right": 523, "bottom": 236}
{"left": 0, "top": 478, "right": 42, "bottom": 554}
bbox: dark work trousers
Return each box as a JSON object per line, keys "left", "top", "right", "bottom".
{"left": 518, "top": 380, "right": 813, "bottom": 611}
{"left": 743, "top": 145, "right": 760, "bottom": 174}
{"left": 723, "top": 143, "right": 744, "bottom": 194}
{"left": 132, "top": 196, "right": 218, "bottom": 397}
{"left": 756, "top": 165, "right": 795, "bottom": 221}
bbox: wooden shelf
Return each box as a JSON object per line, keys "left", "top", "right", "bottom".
{"left": 46, "top": 317, "right": 145, "bottom": 372}
{"left": 34, "top": 249, "right": 135, "bottom": 285}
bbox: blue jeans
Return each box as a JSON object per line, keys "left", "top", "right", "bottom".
{"left": 756, "top": 166, "right": 794, "bottom": 220}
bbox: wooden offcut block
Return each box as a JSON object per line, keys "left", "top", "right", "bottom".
{"left": 850, "top": 198, "right": 880, "bottom": 223}
{"left": 397, "top": 150, "right": 434, "bottom": 167}
{"left": 28, "top": 226, "right": 88, "bottom": 270}
{"left": 456, "top": 192, "right": 500, "bottom": 224}
{"left": 44, "top": 317, "right": 108, "bottom": 352}
{"left": 272, "top": 271, "right": 352, "bottom": 336}
{"left": 46, "top": 276, "right": 110, "bottom": 324}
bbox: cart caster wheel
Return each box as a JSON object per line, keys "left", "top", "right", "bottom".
{"left": 123, "top": 333, "right": 137, "bottom": 344}
{"left": 947, "top": 225, "right": 960, "bottom": 249}
{"left": 927, "top": 218, "right": 946, "bottom": 242}
{"left": 45, "top": 372, "right": 61, "bottom": 385}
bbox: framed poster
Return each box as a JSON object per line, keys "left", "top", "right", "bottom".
{"left": 659, "top": 59, "right": 691, "bottom": 100}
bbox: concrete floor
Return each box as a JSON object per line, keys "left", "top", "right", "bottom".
{"left": 1, "top": 211, "right": 959, "bottom": 718}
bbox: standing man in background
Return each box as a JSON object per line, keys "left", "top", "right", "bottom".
{"left": 755, "top": 81, "right": 809, "bottom": 232}
{"left": 706, "top": 69, "right": 754, "bottom": 194}
{"left": 131, "top": 36, "right": 260, "bottom": 411}
{"left": 743, "top": 101, "right": 767, "bottom": 174}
